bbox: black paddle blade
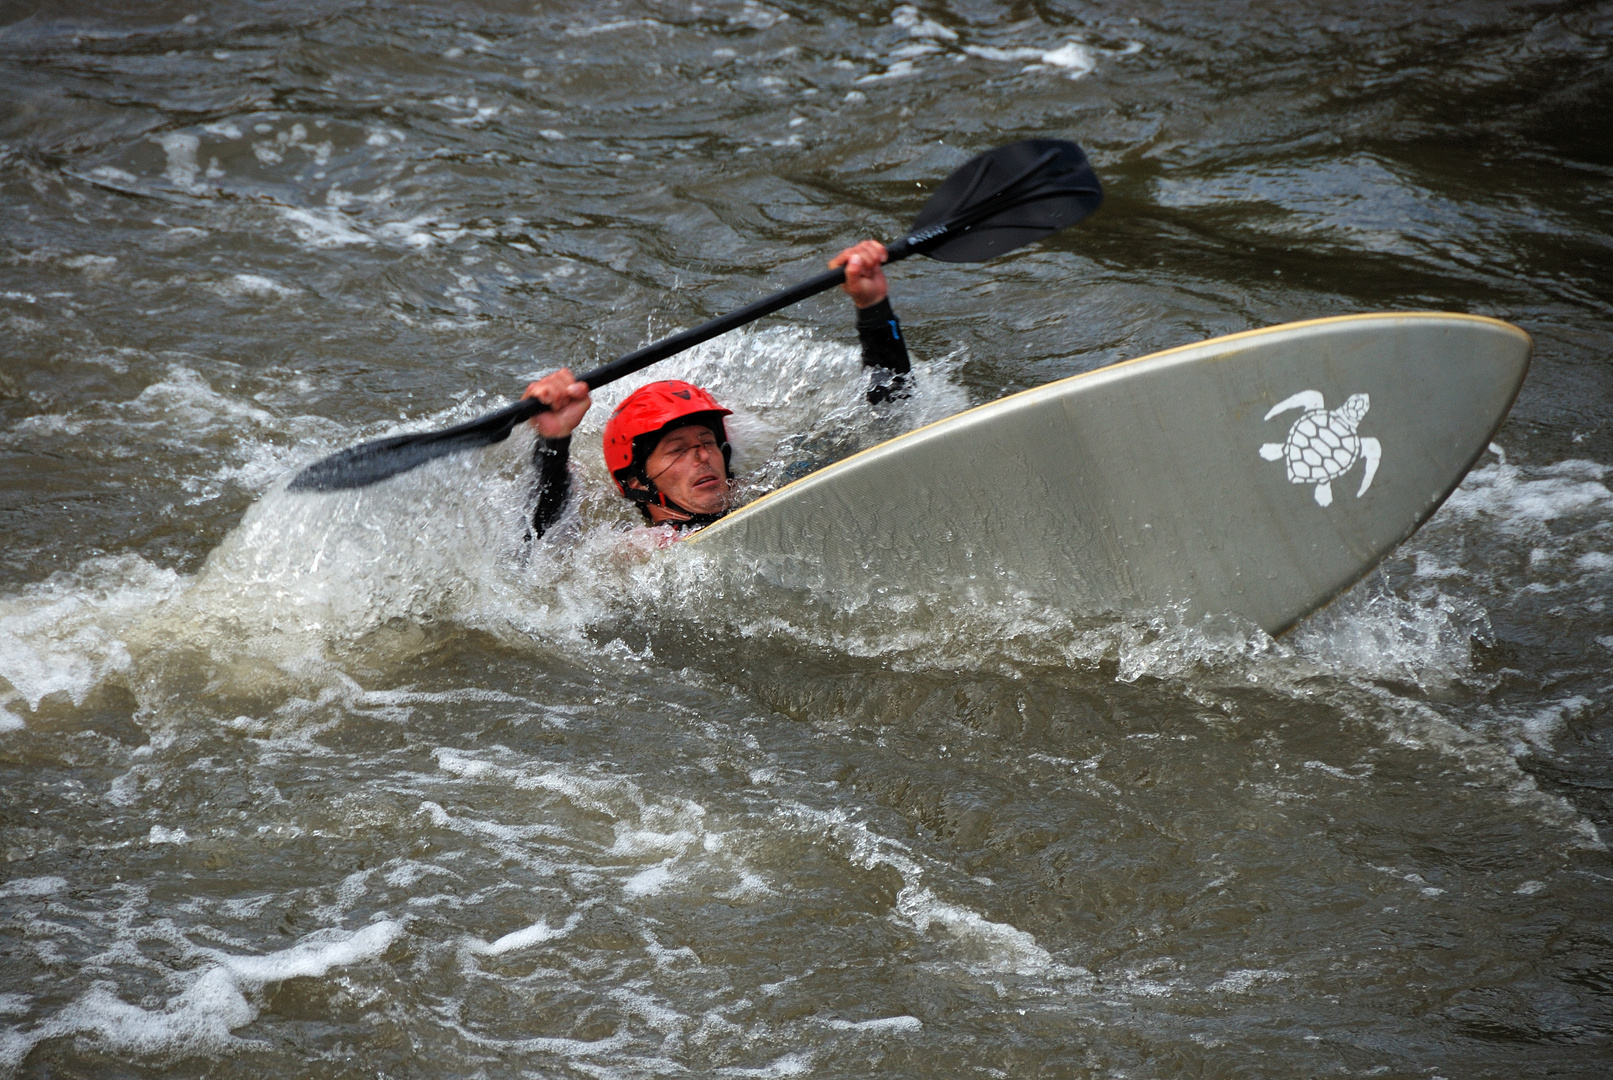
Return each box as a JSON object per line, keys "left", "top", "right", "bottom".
{"left": 287, "top": 398, "right": 541, "bottom": 492}
{"left": 907, "top": 139, "right": 1102, "bottom": 263}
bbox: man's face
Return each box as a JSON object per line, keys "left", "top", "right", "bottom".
{"left": 640, "top": 423, "right": 729, "bottom": 518}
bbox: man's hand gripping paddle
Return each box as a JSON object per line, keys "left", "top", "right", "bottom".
{"left": 288, "top": 138, "right": 1102, "bottom": 493}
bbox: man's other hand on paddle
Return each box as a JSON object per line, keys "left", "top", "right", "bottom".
{"left": 831, "top": 239, "right": 889, "bottom": 309}
{"left": 523, "top": 368, "right": 591, "bottom": 439}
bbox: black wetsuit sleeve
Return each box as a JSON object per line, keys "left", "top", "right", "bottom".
{"left": 530, "top": 435, "right": 572, "bottom": 539}
{"left": 857, "top": 298, "right": 911, "bottom": 405}
{"left": 856, "top": 298, "right": 910, "bottom": 375}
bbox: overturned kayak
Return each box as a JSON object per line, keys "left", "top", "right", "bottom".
{"left": 690, "top": 313, "right": 1531, "bottom": 635}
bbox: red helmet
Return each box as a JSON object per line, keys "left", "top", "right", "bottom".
{"left": 602, "top": 380, "right": 732, "bottom": 495}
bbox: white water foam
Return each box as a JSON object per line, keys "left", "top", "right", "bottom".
{"left": 275, "top": 206, "right": 373, "bottom": 247}
{"left": 472, "top": 912, "right": 583, "bottom": 956}
{"left": 205, "top": 272, "right": 301, "bottom": 300}
{"left": 430, "top": 741, "right": 1064, "bottom": 988}
{"left": 854, "top": 6, "right": 1137, "bottom": 84}
{"left": 5, "top": 361, "right": 345, "bottom": 498}
{"left": 783, "top": 804, "right": 1081, "bottom": 980}
{"left": 717, "top": 1052, "right": 814, "bottom": 1078}
{"left": 61, "top": 254, "right": 117, "bottom": 277}
{"left": 961, "top": 42, "right": 1099, "bottom": 77}
{"left": 432, "top": 748, "right": 710, "bottom": 893}
{"left": 1286, "top": 579, "right": 1490, "bottom": 691}
{"left": 0, "top": 555, "right": 187, "bottom": 717}
{"left": 563, "top": 17, "right": 669, "bottom": 37}
{"left": 1440, "top": 456, "right": 1611, "bottom": 530}
{"left": 1206, "top": 968, "right": 1292, "bottom": 994}
{"left": 0, "top": 877, "right": 66, "bottom": 899}
{"left": 891, "top": 5, "right": 957, "bottom": 41}
{"left": 896, "top": 885, "right": 1056, "bottom": 975}
{"left": 0, "top": 379, "right": 524, "bottom": 720}
{"left": 154, "top": 132, "right": 201, "bottom": 191}
{"left": 823, "top": 1015, "right": 922, "bottom": 1033}
{"left": 1364, "top": 682, "right": 1603, "bottom": 851}
{"left": 1, "top": 919, "right": 403, "bottom": 1071}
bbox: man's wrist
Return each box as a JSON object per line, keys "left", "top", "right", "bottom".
{"left": 856, "top": 297, "right": 895, "bottom": 326}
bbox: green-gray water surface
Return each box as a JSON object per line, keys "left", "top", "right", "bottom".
{"left": 2, "top": 1, "right": 1611, "bottom": 1076}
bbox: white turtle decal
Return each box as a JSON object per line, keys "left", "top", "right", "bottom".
{"left": 1258, "top": 390, "right": 1381, "bottom": 507}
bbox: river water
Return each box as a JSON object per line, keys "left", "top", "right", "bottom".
{"left": 2, "top": 1, "right": 1610, "bottom": 1076}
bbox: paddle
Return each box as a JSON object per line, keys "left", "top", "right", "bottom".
{"left": 288, "top": 138, "right": 1102, "bottom": 493}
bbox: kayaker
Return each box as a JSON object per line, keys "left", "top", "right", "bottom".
{"left": 524, "top": 239, "right": 911, "bottom": 538}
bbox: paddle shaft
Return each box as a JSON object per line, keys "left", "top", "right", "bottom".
{"left": 572, "top": 229, "right": 959, "bottom": 388}
{"left": 478, "top": 191, "right": 1022, "bottom": 433}
{"left": 579, "top": 265, "right": 849, "bottom": 392}
{"left": 501, "top": 240, "right": 922, "bottom": 428}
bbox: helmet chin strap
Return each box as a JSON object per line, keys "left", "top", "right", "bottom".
{"left": 623, "top": 476, "right": 727, "bottom": 527}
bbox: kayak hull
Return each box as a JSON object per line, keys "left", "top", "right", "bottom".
{"left": 689, "top": 313, "right": 1531, "bottom": 636}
